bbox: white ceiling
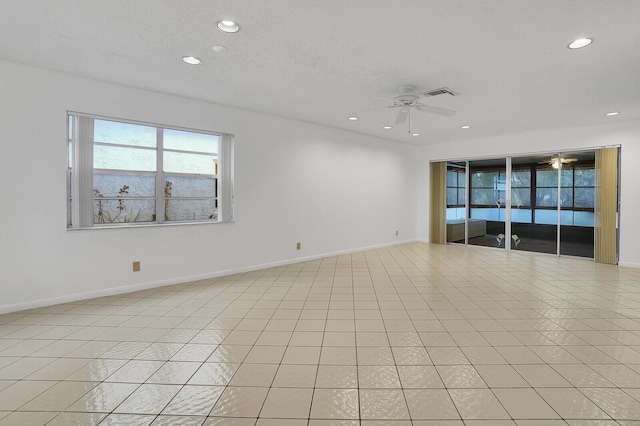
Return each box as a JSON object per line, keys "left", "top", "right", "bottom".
{"left": 1, "top": 0, "right": 639, "bottom": 144}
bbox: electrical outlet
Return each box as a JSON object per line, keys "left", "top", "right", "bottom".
{"left": 296, "top": 242, "right": 301, "bottom": 250}
{"left": 396, "top": 230, "right": 399, "bottom": 236}
{"left": 132, "top": 261, "right": 141, "bottom": 272}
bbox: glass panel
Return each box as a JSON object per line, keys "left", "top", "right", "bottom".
{"left": 575, "top": 168, "right": 595, "bottom": 186}
{"left": 94, "top": 173, "right": 155, "bottom": 197}
{"left": 471, "top": 188, "right": 499, "bottom": 205}
{"left": 165, "top": 199, "right": 217, "bottom": 221}
{"left": 468, "top": 159, "right": 505, "bottom": 249}
{"left": 536, "top": 188, "right": 558, "bottom": 207}
{"left": 574, "top": 188, "right": 594, "bottom": 208}
{"left": 94, "top": 119, "right": 157, "bottom": 147}
{"left": 68, "top": 115, "right": 73, "bottom": 167}
{"left": 560, "top": 188, "right": 573, "bottom": 207}
{"left": 574, "top": 211, "right": 595, "bottom": 227}
{"left": 534, "top": 209, "right": 557, "bottom": 225}
{"left": 457, "top": 188, "right": 466, "bottom": 205}
{"left": 561, "top": 169, "right": 573, "bottom": 187}
{"left": 511, "top": 188, "right": 530, "bottom": 207}
{"left": 94, "top": 145, "right": 156, "bottom": 171}
{"left": 560, "top": 210, "right": 575, "bottom": 226}
{"left": 511, "top": 154, "right": 557, "bottom": 254}
{"left": 511, "top": 170, "right": 531, "bottom": 187}
{"left": 446, "top": 207, "right": 465, "bottom": 221}
{"left": 93, "top": 199, "right": 155, "bottom": 224}
{"left": 511, "top": 209, "right": 532, "bottom": 223}
{"left": 536, "top": 169, "right": 557, "bottom": 187}
{"left": 560, "top": 151, "right": 595, "bottom": 258}
{"left": 68, "top": 115, "right": 73, "bottom": 140}
{"left": 164, "top": 129, "right": 218, "bottom": 153}
{"left": 446, "top": 188, "right": 457, "bottom": 205}
{"left": 165, "top": 176, "right": 217, "bottom": 198}
{"left": 447, "top": 170, "right": 457, "bottom": 187}
{"left": 457, "top": 171, "right": 466, "bottom": 186}
{"left": 164, "top": 151, "right": 217, "bottom": 174}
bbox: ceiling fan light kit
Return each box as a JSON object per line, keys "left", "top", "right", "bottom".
{"left": 350, "top": 85, "right": 458, "bottom": 135}
{"left": 545, "top": 157, "right": 579, "bottom": 169}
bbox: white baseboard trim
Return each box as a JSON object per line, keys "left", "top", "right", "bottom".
{"left": 618, "top": 261, "right": 640, "bottom": 269}
{"left": 0, "top": 239, "right": 417, "bottom": 314}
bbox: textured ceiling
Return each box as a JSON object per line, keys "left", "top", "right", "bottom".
{"left": 1, "top": 0, "right": 639, "bottom": 144}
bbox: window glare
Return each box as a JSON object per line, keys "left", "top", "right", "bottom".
{"left": 164, "top": 128, "right": 218, "bottom": 153}
{"left": 164, "top": 151, "right": 216, "bottom": 174}
{"left": 94, "top": 119, "right": 157, "bottom": 147}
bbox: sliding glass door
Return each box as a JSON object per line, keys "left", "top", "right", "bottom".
{"left": 509, "top": 155, "right": 558, "bottom": 254}
{"left": 440, "top": 149, "right": 613, "bottom": 262}
{"left": 559, "top": 151, "right": 596, "bottom": 258}
{"left": 468, "top": 158, "right": 506, "bottom": 249}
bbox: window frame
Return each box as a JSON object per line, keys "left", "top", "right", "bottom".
{"left": 535, "top": 164, "right": 595, "bottom": 213}
{"left": 67, "top": 112, "right": 234, "bottom": 229}
{"left": 469, "top": 167, "right": 507, "bottom": 208}
{"left": 446, "top": 166, "right": 466, "bottom": 208}
{"left": 467, "top": 162, "right": 595, "bottom": 226}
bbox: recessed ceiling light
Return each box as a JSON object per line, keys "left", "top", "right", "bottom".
{"left": 411, "top": 133, "right": 420, "bottom": 136}
{"left": 348, "top": 116, "right": 358, "bottom": 121}
{"left": 383, "top": 126, "right": 392, "bottom": 129}
{"left": 461, "top": 125, "right": 471, "bottom": 129}
{"left": 182, "top": 56, "right": 202, "bottom": 65}
{"left": 605, "top": 111, "right": 620, "bottom": 116}
{"left": 217, "top": 20, "right": 240, "bottom": 33}
{"left": 212, "top": 45, "right": 228, "bottom": 53}
{"left": 568, "top": 38, "right": 592, "bottom": 49}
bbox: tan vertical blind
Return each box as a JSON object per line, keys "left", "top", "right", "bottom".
{"left": 594, "top": 147, "right": 619, "bottom": 264}
{"left": 430, "top": 162, "right": 447, "bottom": 244}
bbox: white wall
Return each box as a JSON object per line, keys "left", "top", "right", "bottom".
{"left": 416, "top": 120, "right": 640, "bottom": 267}
{"left": 0, "top": 60, "right": 417, "bottom": 313}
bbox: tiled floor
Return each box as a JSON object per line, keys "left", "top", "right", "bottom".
{"left": 1, "top": 242, "right": 640, "bottom": 425}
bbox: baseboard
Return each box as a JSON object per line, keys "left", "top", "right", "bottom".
{"left": 0, "top": 239, "right": 417, "bottom": 315}
{"left": 618, "top": 261, "right": 640, "bottom": 269}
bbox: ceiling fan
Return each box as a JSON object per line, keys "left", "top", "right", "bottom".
{"left": 356, "top": 85, "right": 457, "bottom": 133}
{"left": 541, "top": 157, "right": 578, "bottom": 169}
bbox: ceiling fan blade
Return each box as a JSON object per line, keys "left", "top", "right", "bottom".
{"left": 414, "top": 104, "right": 456, "bottom": 116}
{"left": 352, "top": 105, "right": 396, "bottom": 114}
{"left": 395, "top": 107, "right": 408, "bottom": 124}
{"left": 561, "top": 158, "right": 578, "bottom": 163}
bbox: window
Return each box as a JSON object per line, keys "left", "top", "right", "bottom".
{"left": 67, "top": 113, "right": 233, "bottom": 228}
{"left": 534, "top": 164, "right": 594, "bottom": 226}
{"left": 572, "top": 167, "right": 595, "bottom": 208}
{"left": 510, "top": 167, "right": 532, "bottom": 223}
{"left": 510, "top": 168, "right": 531, "bottom": 208}
{"left": 470, "top": 169, "right": 506, "bottom": 206}
{"left": 446, "top": 167, "right": 466, "bottom": 207}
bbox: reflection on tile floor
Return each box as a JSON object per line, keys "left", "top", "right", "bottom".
{"left": 1, "top": 242, "right": 640, "bottom": 425}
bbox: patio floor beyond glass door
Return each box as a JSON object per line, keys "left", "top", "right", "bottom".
{"left": 468, "top": 158, "right": 506, "bottom": 249}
